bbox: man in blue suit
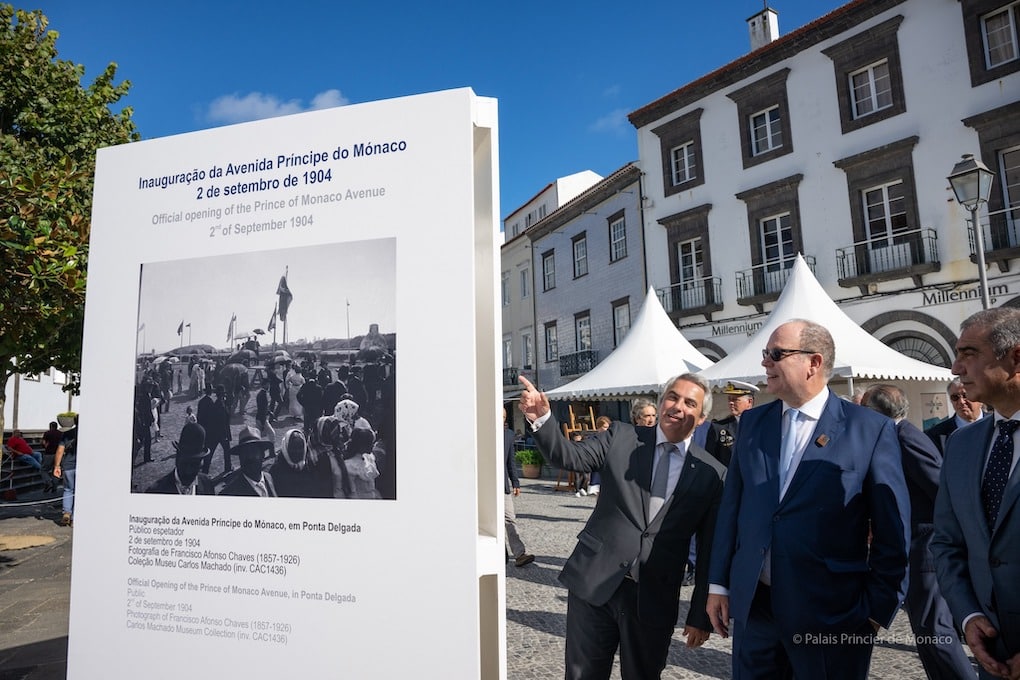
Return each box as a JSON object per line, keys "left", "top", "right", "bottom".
{"left": 861, "top": 384, "right": 974, "bottom": 679}
{"left": 932, "top": 308, "right": 1020, "bottom": 679}
{"left": 707, "top": 319, "right": 910, "bottom": 679}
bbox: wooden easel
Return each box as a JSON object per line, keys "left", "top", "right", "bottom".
{"left": 555, "top": 403, "right": 596, "bottom": 492}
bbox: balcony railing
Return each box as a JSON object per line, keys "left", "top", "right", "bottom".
{"left": 968, "top": 205, "right": 1020, "bottom": 271}
{"left": 735, "top": 256, "right": 815, "bottom": 311}
{"left": 835, "top": 228, "right": 938, "bottom": 290}
{"left": 656, "top": 276, "right": 723, "bottom": 320}
{"left": 559, "top": 349, "right": 599, "bottom": 377}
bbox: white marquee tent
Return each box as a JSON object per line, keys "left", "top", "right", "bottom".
{"left": 697, "top": 255, "right": 953, "bottom": 389}
{"left": 545, "top": 287, "right": 714, "bottom": 401}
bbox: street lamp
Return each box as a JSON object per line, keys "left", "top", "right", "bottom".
{"left": 948, "top": 153, "right": 995, "bottom": 309}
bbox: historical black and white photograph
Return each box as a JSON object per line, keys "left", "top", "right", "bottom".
{"left": 130, "top": 238, "right": 396, "bottom": 499}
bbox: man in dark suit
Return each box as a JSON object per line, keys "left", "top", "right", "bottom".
{"left": 218, "top": 426, "right": 276, "bottom": 497}
{"left": 519, "top": 372, "right": 725, "bottom": 679}
{"left": 861, "top": 384, "right": 974, "bottom": 679}
{"left": 145, "top": 422, "right": 215, "bottom": 495}
{"left": 197, "top": 384, "right": 232, "bottom": 474}
{"left": 925, "top": 377, "right": 986, "bottom": 455}
{"left": 707, "top": 319, "right": 909, "bottom": 679}
{"left": 932, "top": 307, "right": 1020, "bottom": 679}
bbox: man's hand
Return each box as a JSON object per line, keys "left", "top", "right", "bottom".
{"left": 518, "top": 376, "right": 550, "bottom": 421}
{"left": 682, "top": 626, "right": 710, "bottom": 648}
{"left": 706, "top": 593, "right": 730, "bottom": 638}
{"left": 512, "top": 487, "right": 521, "bottom": 497}
{"left": 965, "top": 615, "right": 1009, "bottom": 678}
{"left": 1005, "top": 652, "right": 1020, "bottom": 680}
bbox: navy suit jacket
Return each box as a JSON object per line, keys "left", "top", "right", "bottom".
{"left": 708, "top": 393, "right": 910, "bottom": 634}
{"left": 896, "top": 419, "right": 942, "bottom": 527}
{"left": 534, "top": 417, "right": 726, "bottom": 630}
{"left": 933, "top": 417, "right": 1020, "bottom": 658}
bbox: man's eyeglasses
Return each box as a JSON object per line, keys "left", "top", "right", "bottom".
{"left": 762, "top": 347, "right": 817, "bottom": 362}
{"left": 949, "top": 394, "right": 967, "bottom": 402}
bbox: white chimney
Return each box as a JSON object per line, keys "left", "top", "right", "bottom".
{"left": 747, "top": 6, "right": 779, "bottom": 51}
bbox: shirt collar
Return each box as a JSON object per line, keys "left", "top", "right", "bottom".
{"left": 783, "top": 387, "right": 830, "bottom": 421}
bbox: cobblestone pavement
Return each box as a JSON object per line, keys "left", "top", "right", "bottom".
{"left": 505, "top": 475, "right": 973, "bottom": 679}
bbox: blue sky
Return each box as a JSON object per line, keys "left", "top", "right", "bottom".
{"left": 36, "top": 0, "right": 845, "bottom": 222}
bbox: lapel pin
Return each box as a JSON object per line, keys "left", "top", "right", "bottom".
{"left": 815, "top": 434, "right": 830, "bottom": 447}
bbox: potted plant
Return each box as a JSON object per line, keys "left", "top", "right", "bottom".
{"left": 57, "top": 411, "right": 77, "bottom": 429}
{"left": 515, "top": 449, "right": 544, "bottom": 479}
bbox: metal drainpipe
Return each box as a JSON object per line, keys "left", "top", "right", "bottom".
{"left": 637, "top": 170, "right": 649, "bottom": 293}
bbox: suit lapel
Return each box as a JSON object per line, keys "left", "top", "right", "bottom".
{"left": 782, "top": 394, "right": 845, "bottom": 502}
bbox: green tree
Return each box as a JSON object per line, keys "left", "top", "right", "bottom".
{"left": 0, "top": 5, "right": 138, "bottom": 435}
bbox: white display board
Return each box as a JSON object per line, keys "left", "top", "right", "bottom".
{"left": 70, "top": 88, "right": 504, "bottom": 678}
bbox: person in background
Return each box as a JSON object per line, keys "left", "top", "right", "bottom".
{"left": 925, "top": 377, "right": 986, "bottom": 456}
{"left": 861, "top": 384, "right": 974, "bottom": 679}
{"left": 713, "top": 380, "right": 759, "bottom": 443}
{"left": 504, "top": 407, "right": 535, "bottom": 567}
{"left": 218, "top": 426, "right": 276, "bottom": 497}
{"left": 5, "top": 430, "right": 43, "bottom": 470}
{"left": 570, "top": 432, "right": 591, "bottom": 498}
{"left": 52, "top": 416, "right": 77, "bottom": 526}
{"left": 589, "top": 416, "right": 612, "bottom": 496}
{"left": 630, "top": 398, "right": 657, "bottom": 427}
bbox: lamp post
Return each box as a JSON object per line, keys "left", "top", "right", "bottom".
{"left": 947, "top": 153, "right": 995, "bottom": 309}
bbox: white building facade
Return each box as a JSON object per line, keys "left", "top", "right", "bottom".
{"left": 628, "top": 0, "right": 1020, "bottom": 377}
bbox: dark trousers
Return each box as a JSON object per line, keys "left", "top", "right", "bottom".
{"left": 904, "top": 524, "right": 975, "bottom": 679}
{"left": 202, "top": 438, "right": 231, "bottom": 473}
{"left": 564, "top": 581, "right": 674, "bottom": 680}
{"left": 732, "top": 584, "right": 874, "bottom": 679}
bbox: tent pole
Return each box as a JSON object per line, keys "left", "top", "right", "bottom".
{"left": 847, "top": 375, "right": 855, "bottom": 400}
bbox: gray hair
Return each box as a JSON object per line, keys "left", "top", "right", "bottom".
{"left": 946, "top": 377, "right": 964, "bottom": 395}
{"left": 658, "top": 372, "right": 713, "bottom": 417}
{"left": 790, "top": 318, "right": 836, "bottom": 379}
{"left": 861, "top": 383, "right": 909, "bottom": 421}
{"left": 960, "top": 308, "right": 1020, "bottom": 359}
{"left": 630, "top": 398, "right": 656, "bottom": 424}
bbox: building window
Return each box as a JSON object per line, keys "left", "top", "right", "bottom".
{"left": 961, "top": 103, "right": 1020, "bottom": 253}
{"left": 651, "top": 108, "right": 706, "bottom": 197}
{"left": 963, "top": 2, "right": 1020, "bottom": 85}
{"left": 501, "top": 271, "right": 510, "bottom": 306}
{"left": 834, "top": 135, "right": 922, "bottom": 268}
{"left": 863, "top": 180, "right": 907, "bottom": 246}
{"left": 575, "top": 312, "right": 592, "bottom": 352}
{"left": 736, "top": 175, "right": 804, "bottom": 299}
{"left": 822, "top": 16, "right": 905, "bottom": 134}
{"left": 609, "top": 213, "right": 627, "bottom": 262}
{"left": 760, "top": 213, "right": 796, "bottom": 279}
{"left": 1001, "top": 145, "right": 1020, "bottom": 217}
{"left": 983, "top": 3, "right": 1020, "bottom": 68}
{"left": 503, "top": 337, "right": 513, "bottom": 368}
{"left": 510, "top": 222, "right": 521, "bottom": 237}
{"left": 542, "top": 250, "right": 555, "bottom": 291}
{"left": 671, "top": 141, "right": 697, "bottom": 185}
{"left": 850, "top": 60, "right": 893, "bottom": 119}
{"left": 52, "top": 369, "right": 68, "bottom": 386}
{"left": 572, "top": 233, "right": 588, "bottom": 278}
{"left": 520, "top": 267, "right": 530, "bottom": 299}
{"left": 678, "top": 237, "right": 705, "bottom": 293}
{"left": 522, "top": 333, "right": 533, "bottom": 369}
{"left": 544, "top": 322, "right": 558, "bottom": 362}
{"left": 727, "top": 68, "right": 793, "bottom": 169}
{"left": 538, "top": 204, "right": 547, "bottom": 219}
{"left": 612, "top": 300, "right": 630, "bottom": 347}
{"left": 751, "top": 106, "right": 783, "bottom": 155}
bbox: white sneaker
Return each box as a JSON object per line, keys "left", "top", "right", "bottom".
{"left": 574, "top": 491, "right": 582, "bottom": 498}
{"left": 579, "top": 489, "right": 588, "bottom": 496}
{"left": 588, "top": 485, "right": 600, "bottom": 496}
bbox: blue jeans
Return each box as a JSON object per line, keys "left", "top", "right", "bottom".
{"left": 62, "top": 469, "right": 76, "bottom": 515}
{"left": 15, "top": 451, "right": 43, "bottom": 470}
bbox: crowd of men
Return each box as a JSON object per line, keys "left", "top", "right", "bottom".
{"left": 515, "top": 308, "right": 1020, "bottom": 680}
{"left": 133, "top": 350, "right": 396, "bottom": 501}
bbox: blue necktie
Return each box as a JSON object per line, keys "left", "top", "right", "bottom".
{"left": 982, "top": 419, "right": 1019, "bottom": 527}
{"left": 779, "top": 409, "right": 800, "bottom": 490}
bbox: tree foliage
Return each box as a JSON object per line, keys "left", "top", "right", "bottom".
{"left": 0, "top": 4, "right": 138, "bottom": 430}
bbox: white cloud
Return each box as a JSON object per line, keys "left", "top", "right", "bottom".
{"left": 588, "top": 108, "right": 630, "bottom": 136}
{"left": 602, "top": 84, "right": 621, "bottom": 98}
{"left": 206, "top": 89, "right": 350, "bottom": 124}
